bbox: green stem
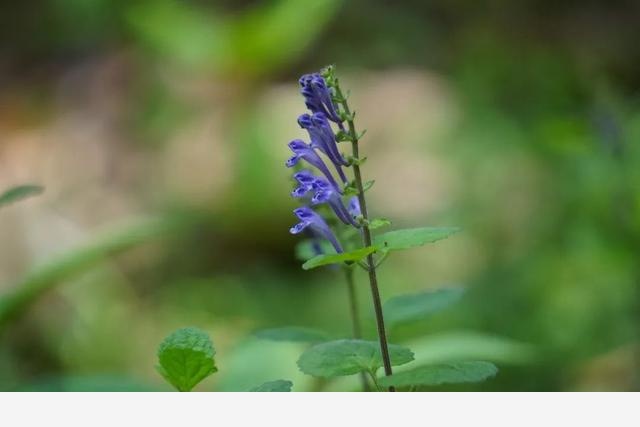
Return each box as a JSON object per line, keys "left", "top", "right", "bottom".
{"left": 336, "top": 84, "right": 395, "bottom": 392}
{"left": 344, "top": 267, "right": 363, "bottom": 338}
{"left": 343, "top": 267, "right": 370, "bottom": 391}
{"left": 368, "top": 370, "right": 382, "bottom": 392}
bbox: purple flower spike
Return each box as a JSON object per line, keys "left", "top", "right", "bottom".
{"left": 299, "top": 73, "right": 344, "bottom": 127}
{"left": 286, "top": 139, "right": 342, "bottom": 191}
{"left": 311, "top": 177, "right": 359, "bottom": 227}
{"left": 298, "top": 113, "right": 349, "bottom": 183}
{"left": 290, "top": 206, "right": 343, "bottom": 253}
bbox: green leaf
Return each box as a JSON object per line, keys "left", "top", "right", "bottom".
{"left": 11, "top": 375, "right": 159, "bottom": 392}
{"left": 0, "top": 185, "right": 44, "bottom": 208}
{"left": 249, "top": 379, "right": 293, "bottom": 392}
{"left": 297, "top": 339, "right": 414, "bottom": 377}
{"left": 362, "top": 180, "right": 375, "bottom": 192}
{"left": 374, "top": 227, "right": 460, "bottom": 252}
{"left": 384, "top": 287, "right": 465, "bottom": 327}
{"left": 0, "top": 215, "right": 187, "bottom": 331}
{"left": 378, "top": 361, "right": 498, "bottom": 388}
{"left": 254, "top": 326, "right": 329, "bottom": 343}
{"left": 302, "top": 246, "right": 376, "bottom": 270}
{"left": 157, "top": 327, "right": 217, "bottom": 391}
{"left": 294, "top": 239, "right": 336, "bottom": 262}
{"left": 368, "top": 217, "right": 392, "bottom": 230}
{"left": 404, "top": 331, "right": 536, "bottom": 366}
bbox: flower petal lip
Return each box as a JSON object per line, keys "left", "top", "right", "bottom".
{"left": 293, "top": 170, "right": 316, "bottom": 185}
{"left": 286, "top": 139, "right": 342, "bottom": 190}
{"left": 297, "top": 112, "right": 349, "bottom": 178}
{"left": 290, "top": 206, "right": 343, "bottom": 253}
{"left": 307, "top": 176, "right": 359, "bottom": 227}
{"left": 348, "top": 196, "right": 361, "bottom": 217}
{"left": 299, "top": 73, "right": 344, "bottom": 126}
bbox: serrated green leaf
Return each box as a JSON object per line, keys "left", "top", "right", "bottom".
{"left": 374, "top": 227, "right": 460, "bottom": 252}
{"left": 156, "top": 327, "right": 217, "bottom": 391}
{"left": 302, "top": 246, "right": 376, "bottom": 270}
{"left": 254, "top": 326, "right": 330, "bottom": 343}
{"left": 378, "top": 361, "right": 498, "bottom": 388}
{"left": 384, "top": 287, "right": 465, "bottom": 327}
{"left": 297, "top": 339, "right": 414, "bottom": 377}
{"left": 368, "top": 218, "right": 392, "bottom": 230}
{"left": 249, "top": 379, "right": 293, "bottom": 392}
{"left": 0, "top": 185, "right": 44, "bottom": 208}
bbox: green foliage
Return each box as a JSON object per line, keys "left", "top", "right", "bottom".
{"left": 11, "top": 375, "right": 159, "bottom": 392}
{"left": 368, "top": 218, "right": 392, "bottom": 230}
{"left": 0, "top": 215, "right": 186, "bottom": 330}
{"left": 384, "top": 288, "right": 465, "bottom": 328}
{"left": 0, "top": 185, "right": 43, "bottom": 208}
{"left": 294, "top": 239, "right": 335, "bottom": 261}
{"left": 127, "top": 0, "right": 341, "bottom": 77}
{"left": 297, "top": 339, "right": 414, "bottom": 377}
{"left": 249, "top": 379, "right": 293, "bottom": 392}
{"left": 254, "top": 326, "right": 329, "bottom": 343}
{"left": 157, "top": 327, "right": 217, "bottom": 392}
{"left": 404, "top": 331, "right": 536, "bottom": 366}
{"left": 378, "top": 361, "right": 498, "bottom": 388}
{"left": 374, "top": 227, "right": 461, "bottom": 252}
{"left": 302, "top": 246, "right": 376, "bottom": 270}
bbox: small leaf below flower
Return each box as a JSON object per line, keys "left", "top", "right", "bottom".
{"left": 374, "top": 227, "right": 461, "bottom": 252}
{"left": 368, "top": 217, "right": 392, "bottom": 230}
{"left": 302, "top": 246, "right": 376, "bottom": 270}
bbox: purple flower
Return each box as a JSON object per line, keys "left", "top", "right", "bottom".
{"left": 348, "top": 197, "right": 361, "bottom": 218}
{"left": 286, "top": 139, "right": 342, "bottom": 191}
{"left": 310, "top": 177, "right": 359, "bottom": 227}
{"left": 291, "top": 170, "right": 316, "bottom": 198}
{"left": 290, "top": 206, "right": 343, "bottom": 253}
{"left": 298, "top": 113, "right": 349, "bottom": 183}
{"left": 299, "top": 73, "right": 343, "bottom": 126}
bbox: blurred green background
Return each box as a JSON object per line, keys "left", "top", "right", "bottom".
{"left": 1, "top": 0, "right": 639, "bottom": 391}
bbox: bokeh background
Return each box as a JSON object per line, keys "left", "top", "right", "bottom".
{"left": 1, "top": 0, "right": 639, "bottom": 391}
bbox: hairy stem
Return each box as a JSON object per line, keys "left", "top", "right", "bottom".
{"left": 336, "top": 84, "right": 395, "bottom": 392}
{"left": 344, "top": 267, "right": 370, "bottom": 391}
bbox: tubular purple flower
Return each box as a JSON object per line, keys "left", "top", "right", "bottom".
{"left": 291, "top": 170, "right": 316, "bottom": 198}
{"left": 312, "top": 112, "right": 350, "bottom": 168}
{"left": 290, "top": 206, "right": 343, "bottom": 253}
{"left": 311, "top": 177, "right": 359, "bottom": 227}
{"left": 299, "top": 73, "right": 344, "bottom": 127}
{"left": 286, "top": 139, "right": 342, "bottom": 191}
{"left": 298, "top": 113, "right": 349, "bottom": 184}
{"left": 298, "top": 113, "right": 348, "bottom": 168}
{"left": 348, "top": 197, "right": 361, "bottom": 218}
